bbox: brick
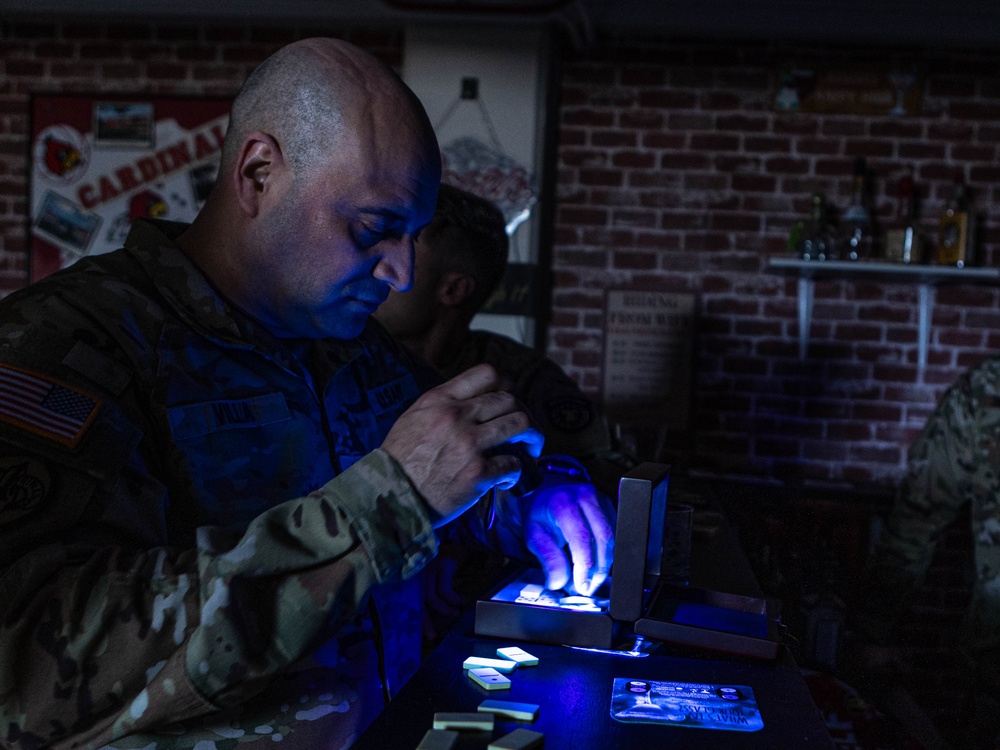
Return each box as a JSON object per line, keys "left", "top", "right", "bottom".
{"left": 618, "top": 110, "right": 663, "bottom": 130}
{"left": 579, "top": 168, "right": 623, "bottom": 187}
{"left": 665, "top": 113, "right": 712, "bottom": 132}
{"left": 690, "top": 133, "right": 740, "bottom": 151}
{"left": 610, "top": 150, "right": 653, "bottom": 169}
{"left": 619, "top": 65, "right": 665, "bottom": 87}
{"left": 764, "top": 157, "right": 810, "bottom": 175}
{"left": 592, "top": 129, "right": 637, "bottom": 148}
{"left": 953, "top": 144, "right": 997, "bottom": 161}
{"left": 564, "top": 109, "right": 616, "bottom": 129}
{"left": 898, "top": 142, "right": 947, "bottom": 159}
{"left": 715, "top": 114, "right": 769, "bottom": 132}
{"left": 147, "top": 62, "right": 187, "bottom": 80}
{"left": 748, "top": 136, "right": 797, "bottom": 156}
{"left": 640, "top": 132, "right": 685, "bottom": 149}
{"left": 4, "top": 60, "right": 45, "bottom": 77}
{"left": 637, "top": 90, "right": 698, "bottom": 109}
{"left": 612, "top": 251, "right": 656, "bottom": 270}
{"left": 700, "top": 92, "right": 742, "bottom": 110}
{"left": 950, "top": 102, "right": 1000, "bottom": 120}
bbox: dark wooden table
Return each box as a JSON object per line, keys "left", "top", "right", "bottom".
{"left": 352, "top": 481, "right": 834, "bottom": 749}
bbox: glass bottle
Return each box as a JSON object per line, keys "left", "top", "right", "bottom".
{"left": 883, "top": 169, "right": 924, "bottom": 264}
{"left": 792, "top": 192, "right": 836, "bottom": 261}
{"left": 841, "top": 157, "right": 873, "bottom": 261}
{"left": 936, "top": 174, "right": 973, "bottom": 267}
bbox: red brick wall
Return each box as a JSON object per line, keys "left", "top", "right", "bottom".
{"left": 551, "top": 38, "right": 1000, "bottom": 489}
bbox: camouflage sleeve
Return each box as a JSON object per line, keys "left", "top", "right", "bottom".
{"left": 0, "top": 441, "right": 436, "bottom": 748}
{"left": 854, "top": 376, "right": 975, "bottom": 643}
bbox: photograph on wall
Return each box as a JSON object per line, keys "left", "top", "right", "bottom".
{"left": 29, "top": 94, "right": 231, "bottom": 282}
{"left": 93, "top": 101, "right": 156, "bottom": 148}
{"left": 33, "top": 190, "right": 102, "bottom": 256}
{"left": 602, "top": 290, "right": 696, "bottom": 429}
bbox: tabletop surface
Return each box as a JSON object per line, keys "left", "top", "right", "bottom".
{"left": 351, "top": 613, "right": 835, "bottom": 749}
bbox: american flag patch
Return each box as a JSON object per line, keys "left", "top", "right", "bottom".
{"left": 0, "top": 364, "right": 101, "bottom": 448}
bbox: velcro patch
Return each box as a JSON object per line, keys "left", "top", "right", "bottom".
{"left": 0, "top": 364, "right": 101, "bottom": 448}
{"left": 546, "top": 396, "right": 594, "bottom": 433}
{"left": 168, "top": 392, "right": 290, "bottom": 441}
{"left": 0, "top": 456, "right": 51, "bottom": 524}
{"left": 368, "top": 374, "right": 420, "bottom": 418}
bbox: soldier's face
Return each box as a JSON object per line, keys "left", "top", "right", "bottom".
{"left": 253, "top": 125, "right": 440, "bottom": 340}
{"left": 373, "top": 233, "right": 443, "bottom": 341}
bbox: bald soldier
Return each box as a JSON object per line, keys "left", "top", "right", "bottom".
{"left": 0, "top": 39, "right": 613, "bottom": 749}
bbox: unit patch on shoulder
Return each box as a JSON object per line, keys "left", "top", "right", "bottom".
{"left": 0, "top": 457, "right": 51, "bottom": 524}
{"left": 0, "top": 364, "right": 102, "bottom": 448}
{"left": 545, "top": 396, "right": 594, "bottom": 433}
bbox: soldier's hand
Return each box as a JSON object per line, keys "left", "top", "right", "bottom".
{"left": 382, "top": 364, "right": 543, "bottom": 527}
{"left": 525, "top": 483, "right": 615, "bottom": 596}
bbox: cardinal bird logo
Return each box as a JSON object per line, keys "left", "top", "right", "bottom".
{"left": 34, "top": 124, "right": 90, "bottom": 184}
{"left": 129, "top": 190, "right": 168, "bottom": 222}
{"left": 44, "top": 136, "right": 83, "bottom": 177}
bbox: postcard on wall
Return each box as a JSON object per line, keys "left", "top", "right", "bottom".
{"left": 29, "top": 94, "right": 231, "bottom": 282}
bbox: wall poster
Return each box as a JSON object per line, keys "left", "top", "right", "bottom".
{"left": 602, "top": 290, "right": 696, "bottom": 429}
{"left": 29, "top": 94, "right": 231, "bottom": 282}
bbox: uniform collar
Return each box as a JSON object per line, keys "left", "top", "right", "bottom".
{"left": 123, "top": 218, "right": 367, "bottom": 369}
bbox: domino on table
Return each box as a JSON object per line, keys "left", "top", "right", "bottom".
{"left": 468, "top": 667, "right": 512, "bottom": 691}
{"left": 496, "top": 647, "right": 538, "bottom": 667}
{"left": 488, "top": 728, "right": 544, "bottom": 750}
{"left": 432, "top": 712, "right": 495, "bottom": 731}
{"left": 416, "top": 728, "right": 459, "bottom": 750}
{"left": 463, "top": 656, "right": 518, "bottom": 673}
{"left": 477, "top": 699, "right": 539, "bottom": 722}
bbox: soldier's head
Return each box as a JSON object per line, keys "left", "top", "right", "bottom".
{"left": 188, "top": 37, "right": 441, "bottom": 340}
{"left": 374, "top": 183, "right": 508, "bottom": 343}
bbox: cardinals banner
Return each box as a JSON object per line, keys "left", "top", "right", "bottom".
{"left": 29, "top": 94, "right": 231, "bottom": 282}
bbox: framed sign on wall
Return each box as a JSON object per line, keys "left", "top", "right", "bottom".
{"left": 29, "top": 94, "right": 231, "bottom": 282}
{"left": 602, "top": 290, "right": 696, "bottom": 429}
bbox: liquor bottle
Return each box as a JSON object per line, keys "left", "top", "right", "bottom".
{"left": 841, "top": 157, "right": 873, "bottom": 261}
{"left": 791, "top": 192, "right": 836, "bottom": 261}
{"left": 936, "top": 174, "right": 974, "bottom": 267}
{"left": 883, "top": 169, "right": 924, "bottom": 264}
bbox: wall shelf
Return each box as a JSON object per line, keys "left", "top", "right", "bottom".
{"left": 766, "top": 257, "right": 1000, "bottom": 370}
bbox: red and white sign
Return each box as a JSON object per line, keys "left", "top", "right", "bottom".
{"left": 30, "top": 95, "right": 231, "bottom": 281}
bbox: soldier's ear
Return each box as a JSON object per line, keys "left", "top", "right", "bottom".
{"left": 438, "top": 272, "right": 475, "bottom": 308}
{"left": 234, "top": 131, "right": 285, "bottom": 218}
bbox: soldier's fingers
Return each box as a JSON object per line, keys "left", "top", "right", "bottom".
{"left": 474, "top": 413, "right": 537, "bottom": 453}
{"left": 579, "top": 491, "right": 615, "bottom": 582}
{"left": 431, "top": 363, "right": 505, "bottom": 401}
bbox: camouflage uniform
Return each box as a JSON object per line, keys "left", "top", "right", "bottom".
{"left": 438, "top": 330, "right": 632, "bottom": 499}
{"left": 856, "top": 357, "right": 1000, "bottom": 650}
{"left": 0, "top": 219, "right": 517, "bottom": 750}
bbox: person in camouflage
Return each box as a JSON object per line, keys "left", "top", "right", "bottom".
{"left": 855, "top": 358, "right": 1000, "bottom": 648}
{"left": 0, "top": 39, "right": 613, "bottom": 750}
{"left": 374, "top": 185, "right": 630, "bottom": 642}
{"left": 374, "top": 184, "right": 635, "bottom": 503}
{"left": 851, "top": 357, "right": 1000, "bottom": 744}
